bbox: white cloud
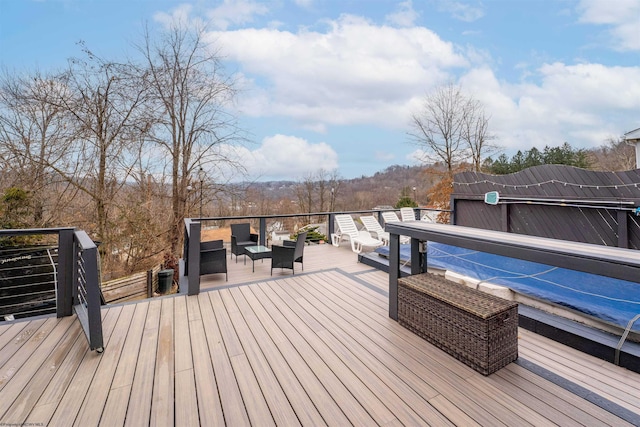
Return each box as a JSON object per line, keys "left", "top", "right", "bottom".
{"left": 293, "top": 0, "right": 314, "bottom": 8}
{"left": 206, "top": 0, "right": 270, "bottom": 30}
{"left": 407, "top": 149, "right": 428, "bottom": 164}
{"left": 212, "top": 14, "right": 467, "bottom": 130}
{"left": 385, "top": 0, "right": 420, "bottom": 28}
{"left": 577, "top": 0, "right": 640, "bottom": 51}
{"left": 154, "top": 4, "right": 200, "bottom": 28}
{"left": 458, "top": 63, "right": 640, "bottom": 152}
{"left": 218, "top": 134, "right": 339, "bottom": 180}
{"left": 436, "top": 0, "right": 484, "bottom": 22}
{"left": 200, "top": 7, "right": 638, "bottom": 170}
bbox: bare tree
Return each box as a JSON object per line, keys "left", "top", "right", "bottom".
{"left": 0, "top": 69, "right": 76, "bottom": 226}
{"left": 589, "top": 137, "right": 636, "bottom": 171}
{"left": 409, "top": 83, "right": 495, "bottom": 172}
{"left": 53, "top": 45, "right": 148, "bottom": 262}
{"left": 296, "top": 173, "right": 316, "bottom": 220}
{"left": 139, "top": 22, "right": 243, "bottom": 255}
{"left": 461, "top": 100, "right": 498, "bottom": 172}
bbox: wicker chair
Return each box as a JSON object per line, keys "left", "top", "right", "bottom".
{"left": 271, "top": 232, "right": 307, "bottom": 275}
{"left": 200, "top": 240, "right": 227, "bottom": 281}
{"left": 230, "top": 223, "right": 258, "bottom": 262}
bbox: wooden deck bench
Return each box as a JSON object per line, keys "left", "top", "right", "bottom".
{"left": 398, "top": 273, "right": 518, "bottom": 375}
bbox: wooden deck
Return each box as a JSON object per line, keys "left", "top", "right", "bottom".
{"left": 1, "top": 244, "right": 639, "bottom": 425}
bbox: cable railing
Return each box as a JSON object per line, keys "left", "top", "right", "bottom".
{"left": 0, "top": 245, "right": 58, "bottom": 320}
{"left": 0, "top": 228, "right": 104, "bottom": 352}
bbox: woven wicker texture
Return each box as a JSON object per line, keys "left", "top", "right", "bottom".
{"left": 398, "top": 273, "right": 518, "bottom": 375}
{"left": 399, "top": 273, "right": 517, "bottom": 318}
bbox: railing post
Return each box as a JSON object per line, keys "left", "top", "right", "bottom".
{"left": 57, "top": 229, "right": 75, "bottom": 317}
{"left": 411, "top": 237, "right": 422, "bottom": 275}
{"left": 146, "top": 268, "right": 153, "bottom": 298}
{"left": 84, "top": 244, "right": 104, "bottom": 351}
{"left": 389, "top": 233, "right": 399, "bottom": 320}
{"left": 501, "top": 203, "right": 510, "bottom": 233}
{"left": 183, "top": 221, "right": 190, "bottom": 276}
{"left": 259, "top": 217, "right": 266, "bottom": 245}
{"left": 328, "top": 213, "right": 335, "bottom": 240}
{"left": 617, "top": 211, "right": 629, "bottom": 248}
{"left": 187, "top": 220, "right": 201, "bottom": 296}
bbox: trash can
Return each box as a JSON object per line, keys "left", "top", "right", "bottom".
{"left": 157, "top": 269, "right": 174, "bottom": 294}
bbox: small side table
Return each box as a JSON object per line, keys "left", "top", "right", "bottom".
{"left": 244, "top": 245, "right": 272, "bottom": 272}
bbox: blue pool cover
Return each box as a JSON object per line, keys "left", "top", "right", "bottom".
{"left": 376, "top": 242, "right": 640, "bottom": 332}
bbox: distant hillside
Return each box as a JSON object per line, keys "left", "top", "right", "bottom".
{"left": 242, "top": 164, "right": 433, "bottom": 209}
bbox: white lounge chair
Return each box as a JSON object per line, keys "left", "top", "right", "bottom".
{"left": 331, "top": 214, "right": 383, "bottom": 253}
{"left": 381, "top": 211, "right": 401, "bottom": 224}
{"left": 400, "top": 207, "right": 417, "bottom": 222}
{"left": 380, "top": 211, "right": 410, "bottom": 244}
{"left": 420, "top": 211, "right": 437, "bottom": 222}
{"left": 359, "top": 216, "right": 390, "bottom": 245}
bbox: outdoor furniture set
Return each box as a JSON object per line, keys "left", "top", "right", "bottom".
{"left": 200, "top": 224, "right": 307, "bottom": 278}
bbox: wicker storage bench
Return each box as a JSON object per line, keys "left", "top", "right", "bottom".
{"left": 398, "top": 273, "right": 518, "bottom": 375}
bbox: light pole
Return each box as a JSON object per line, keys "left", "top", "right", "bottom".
{"left": 412, "top": 186, "right": 417, "bottom": 205}
{"left": 198, "top": 166, "right": 205, "bottom": 218}
{"left": 330, "top": 187, "right": 335, "bottom": 212}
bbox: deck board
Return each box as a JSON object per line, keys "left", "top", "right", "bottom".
{"left": 151, "top": 298, "right": 176, "bottom": 427}
{"left": 234, "top": 286, "right": 337, "bottom": 426}
{"left": 198, "top": 292, "right": 251, "bottom": 426}
{"left": 76, "top": 304, "right": 136, "bottom": 426}
{"left": 0, "top": 244, "right": 638, "bottom": 426}
{"left": 50, "top": 307, "right": 121, "bottom": 427}
{"left": 124, "top": 300, "right": 161, "bottom": 426}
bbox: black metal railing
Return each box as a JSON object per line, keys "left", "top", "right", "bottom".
{"left": 71, "top": 230, "right": 104, "bottom": 352}
{"left": 0, "top": 244, "right": 58, "bottom": 319}
{"left": 182, "top": 207, "right": 446, "bottom": 295}
{"left": 0, "top": 228, "right": 104, "bottom": 352}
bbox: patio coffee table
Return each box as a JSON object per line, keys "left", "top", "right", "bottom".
{"left": 244, "top": 245, "right": 272, "bottom": 272}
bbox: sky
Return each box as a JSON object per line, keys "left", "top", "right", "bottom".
{"left": 1, "top": 0, "right": 639, "bottom": 182}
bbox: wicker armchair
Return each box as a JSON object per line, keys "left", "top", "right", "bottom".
{"left": 230, "top": 223, "right": 258, "bottom": 262}
{"left": 200, "top": 239, "right": 227, "bottom": 281}
{"left": 271, "top": 232, "right": 307, "bottom": 275}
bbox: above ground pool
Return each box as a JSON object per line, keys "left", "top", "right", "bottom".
{"left": 375, "top": 242, "right": 640, "bottom": 332}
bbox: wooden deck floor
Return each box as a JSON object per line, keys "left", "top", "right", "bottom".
{"left": 1, "top": 244, "right": 639, "bottom": 425}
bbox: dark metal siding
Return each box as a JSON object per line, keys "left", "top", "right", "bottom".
{"left": 452, "top": 165, "right": 640, "bottom": 249}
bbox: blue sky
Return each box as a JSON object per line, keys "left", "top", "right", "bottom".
{"left": 1, "top": 0, "right": 639, "bottom": 181}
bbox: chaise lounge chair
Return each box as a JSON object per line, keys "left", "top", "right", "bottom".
{"left": 331, "top": 214, "right": 383, "bottom": 253}
{"left": 359, "top": 215, "right": 390, "bottom": 245}
{"left": 380, "top": 211, "right": 410, "bottom": 244}
{"left": 381, "top": 211, "right": 401, "bottom": 224}
{"left": 400, "top": 207, "right": 417, "bottom": 222}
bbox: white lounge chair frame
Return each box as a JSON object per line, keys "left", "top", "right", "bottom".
{"left": 381, "top": 211, "right": 401, "bottom": 224}
{"left": 331, "top": 214, "right": 383, "bottom": 253}
{"left": 359, "top": 215, "right": 390, "bottom": 245}
{"left": 380, "top": 211, "right": 410, "bottom": 244}
{"left": 400, "top": 207, "right": 417, "bottom": 222}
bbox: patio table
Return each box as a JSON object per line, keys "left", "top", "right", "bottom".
{"left": 244, "top": 245, "right": 272, "bottom": 272}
